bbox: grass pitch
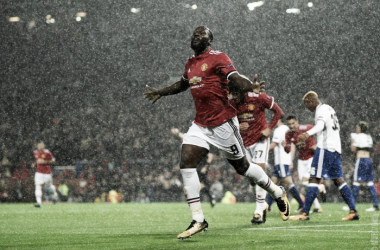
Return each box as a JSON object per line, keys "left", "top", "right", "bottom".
{"left": 0, "top": 202, "right": 378, "bottom": 249}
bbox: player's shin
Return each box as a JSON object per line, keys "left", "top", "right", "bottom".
{"left": 180, "top": 168, "right": 204, "bottom": 222}
{"left": 352, "top": 182, "right": 360, "bottom": 201}
{"left": 339, "top": 182, "right": 356, "bottom": 211}
{"left": 367, "top": 182, "right": 378, "bottom": 207}
{"left": 255, "top": 185, "right": 267, "bottom": 214}
{"left": 244, "top": 163, "right": 282, "bottom": 198}
{"left": 288, "top": 184, "right": 304, "bottom": 208}
{"left": 303, "top": 183, "right": 319, "bottom": 214}
{"left": 35, "top": 185, "right": 42, "bottom": 204}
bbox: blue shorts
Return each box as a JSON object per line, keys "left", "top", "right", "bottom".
{"left": 310, "top": 148, "right": 343, "bottom": 179}
{"left": 272, "top": 164, "right": 292, "bottom": 178}
{"left": 354, "top": 158, "right": 374, "bottom": 182}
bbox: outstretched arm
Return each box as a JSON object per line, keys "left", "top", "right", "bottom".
{"left": 144, "top": 78, "right": 190, "bottom": 104}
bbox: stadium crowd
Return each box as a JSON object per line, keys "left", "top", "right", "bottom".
{"left": 1, "top": 0, "right": 379, "bottom": 204}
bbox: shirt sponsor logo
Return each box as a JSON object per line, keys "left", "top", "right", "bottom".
{"left": 238, "top": 113, "right": 254, "bottom": 121}
{"left": 189, "top": 76, "right": 202, "bottom": 84}
{"left": 201, "top": 63, "right": 208, "bottom": 71}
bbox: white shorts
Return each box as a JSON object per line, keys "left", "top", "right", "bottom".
{"left": 297, "top": 158, "right": 313, "bottom": 180}
{"left": 245, "top": 138, "right": 270, "bottom": 164}
{"left": 34, "top": 172, "right": 53, "bottom": 186}
{"left": 182, "top": 117, "right": 245, "bottom": 160}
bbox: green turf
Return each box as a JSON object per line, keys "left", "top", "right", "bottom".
{"left": 0, "top": 202, "right": 378, "bottom": 249}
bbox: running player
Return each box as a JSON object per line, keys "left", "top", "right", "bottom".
{"left": 31, "top": 142, "right": 58, "bottom": 207}
{"left": 283, "top": 115, "right": 324, "bottom": 213}
{"left": 289, "top": 91, "right": 358, "bottom": 221}
{"left": 350, "top": 121, "right": 379, "bottom": 211}
{"left": 229, "top": 83, "right": 283, "bottom": 224}
{"left": 144, "top": 26, "right": 290, "bottom": 239}
{"left": 266, "top": 116, "right": 305, "bottom": 213}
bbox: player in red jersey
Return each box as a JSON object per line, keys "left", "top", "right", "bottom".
{"left": 144, "top": 26, "right": 290, "bottom": 239}
{"left": 31, "top": 142, "right": 58, "bottom": 207}
{"left": 229, "top": 85, "right": 283, "bottom": 224}
{"left": 282, "top": 115, "right": 325, "bottom": 212}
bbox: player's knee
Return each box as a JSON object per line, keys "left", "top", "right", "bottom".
{"left": 333, "top": 178, "right": 344, "bottom": 186}
{"left": 235, "top": 165, "right": 248, "bottom": 176}
{"left": 283, "top": 177, "right": 293, "bottom": 186}
{"left": 309, "top": 177, "right": 319, "bottom": 184}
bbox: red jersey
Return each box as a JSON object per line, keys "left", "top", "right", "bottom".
{"left": 182, "top": 49, "right": 237, "bottom": 127}
{"left": 230, "top": 92, "right": 282, "bottom": 147}
{"left": 284, "top": 124, "right": 316, "bottom": 160}
{"left": 33, "top": 149, "right": 54, "bottom": 174}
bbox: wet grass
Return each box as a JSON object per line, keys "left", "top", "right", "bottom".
{"left": 0, "top": 202, "right": 378, "bottom": 249}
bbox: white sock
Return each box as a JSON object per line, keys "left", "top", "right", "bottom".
{"left": 318, "top": 184, "right": 325, "bottom": 193}
{"left": 50, "top": 184, "right": 58, "bottom": 200}
{"left": 180, "top": 169, "right": 204, "bottom": 223}
{"left": 35, "top": 185, "right": 42, "bottom": 204}
{"left": 255, "top": 185, "right": 267, "bottom": 215}
{"left": 245, "top": 163, "right": 282, "bottom": 198}
{"left": 313, "top": 197, "right": 321, "bottom": 209}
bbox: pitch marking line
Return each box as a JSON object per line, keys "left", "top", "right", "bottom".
{"left": 243, "top": 223, "right": 378, "bottom": 232}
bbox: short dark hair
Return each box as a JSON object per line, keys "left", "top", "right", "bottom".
{"left": 280, "top": 115, "right": 286, "bottom": 123}
{"left": 286, "top": 115, "right": 298, "bottom": 121}
{"left": 358, "top": 121, "right": 369, "bottom": 133}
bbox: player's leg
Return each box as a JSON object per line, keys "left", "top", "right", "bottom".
{"left": 301, "top": 158, "right": 323, "bottom": 211}
{"left": 245, "top": 140, "right": 270, "bottom": 223}
{"left": 352, "top": 159, "right": 361, "bottom": 202}
{"left": 325, "top": 152, "right": 358, "bottom": 220}
{"left": 364, "top": 159, "right": 379, "bottom": 211}
{"left": 46, "top": 174, "right": 58, "bottom": 203}
{"left": 227, "top": 157, "right": 289, "bottom": 221}
{"left": 290, "top": 148, "right": 324, "bottom": 220}
{"left": 177, "top": 143, "right": 209, "bottom": 239}
{"left": 266, "top": 176, "right": 279, "bottom": 211}
{"left": 34, "top": 173, "right": 44, "bottom": 207}
{"left": 204, "top": 118, "right": 289, "bottom": 221}
{"left": 282, "top": 176, "right": 304, "bottom": 211}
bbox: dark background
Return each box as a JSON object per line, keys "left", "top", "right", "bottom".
{"left": 0, "top": 0, "right": 379, "bottom": 202}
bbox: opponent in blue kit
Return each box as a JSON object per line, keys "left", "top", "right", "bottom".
{"left": 289, "top": 91, "right": 359, "bottom": 221}
{"left": 351, "top": 121, "right": 379, "bottom": 212}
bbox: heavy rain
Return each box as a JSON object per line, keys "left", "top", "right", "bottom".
{"left": 0, "top": 1, "right": 379, "bottom": 245}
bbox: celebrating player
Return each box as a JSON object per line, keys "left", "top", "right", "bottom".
{"left": 266, "top": 116, "right": 305, "bottom": 213}
{"left": 31, "top": 142, "right": 58, "bottom": 207}
{"left": 144, "top": 26, "right": 290, "bottom": 239}
{"left": 229, "top": 82, "right": 283, "bottom": 224}
{"left": 283, "top": 115, "right": 324, "bottom": 213}
{"left": 350, "top": 121, "right": 379, "bottom": 211}
{"left": 289, "top": 91, "right": 358, "bottom": 221}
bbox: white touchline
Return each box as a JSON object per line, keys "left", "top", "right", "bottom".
{"left": 243, "top": 223, "right": 377, "bottom": 231}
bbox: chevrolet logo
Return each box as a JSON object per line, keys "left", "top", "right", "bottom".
{"left": 189, "top": 76, "right": 202, "bottom": 84}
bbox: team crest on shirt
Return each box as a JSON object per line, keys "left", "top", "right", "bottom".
{"left": 248, "top": 104, "right": 255, "bottom": 111}
{"left": 201, "top": 63, "right": 208, "bottom": 71}
{"left": 41, "top": 154, "right": 46, "bottom": 159}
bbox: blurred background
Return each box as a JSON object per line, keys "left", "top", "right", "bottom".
{"left": 0, "top": 0, "right": 379, "bottom": 204}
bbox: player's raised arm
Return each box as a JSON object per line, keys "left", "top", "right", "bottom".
{"left": 144, "top": 78, "right": 190, "bottom": 104}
